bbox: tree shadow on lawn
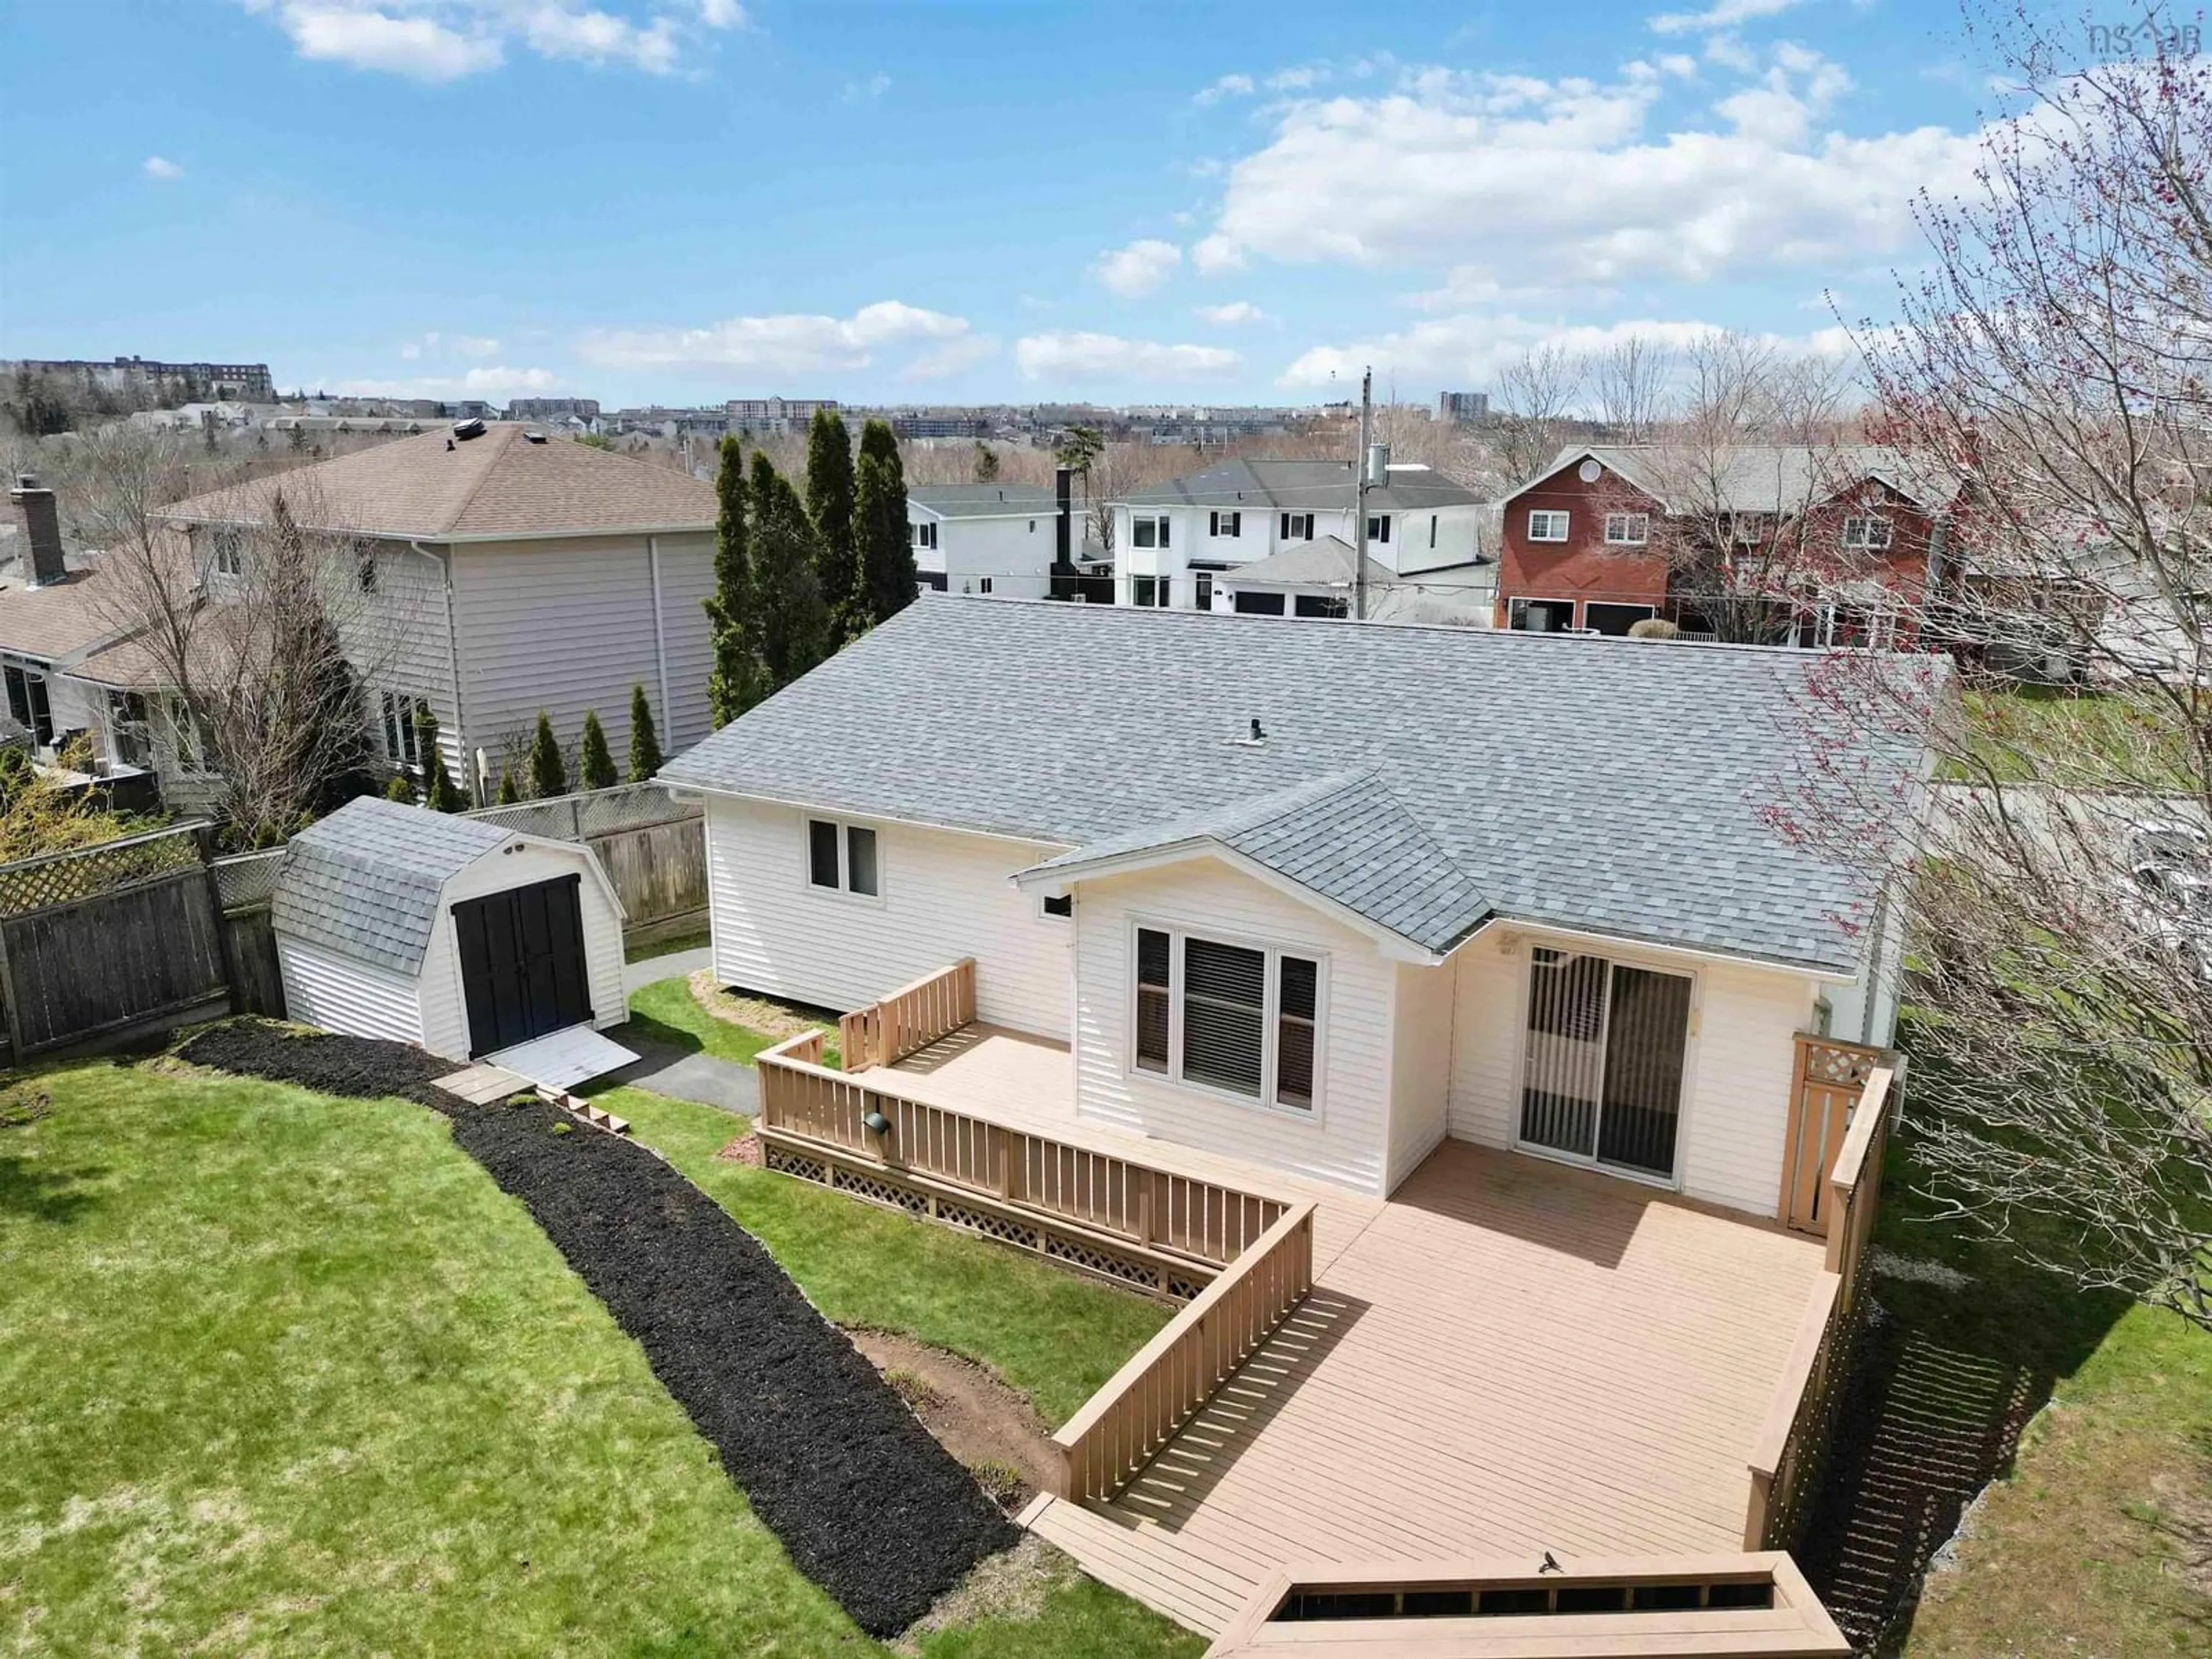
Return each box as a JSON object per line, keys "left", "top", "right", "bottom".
{"left": 0, "top": 1151, "right": 106, "bottom": 1224}
{"left": 1798, "top": 1123, "right": 2135, "bottom": 1653}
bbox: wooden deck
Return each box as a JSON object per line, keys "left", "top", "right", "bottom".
{"left": 881, "top": 1028, "right": 1827, "bottom": 1640}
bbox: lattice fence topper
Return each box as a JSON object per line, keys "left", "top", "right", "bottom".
{"left": 1802, "top": 1038, "right": 1882, "bottom": 1089}
{"left": 211, "top": 848, "right": 285, "bottom": 910}
{"left": 0, "top": 824, "right": 204, "bottom": 916}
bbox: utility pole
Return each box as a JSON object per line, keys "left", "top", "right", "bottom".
{"left": 1353, "top": 365, "right": 1372, "bottom": 622}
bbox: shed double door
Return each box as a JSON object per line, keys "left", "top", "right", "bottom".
{"left": 453, "top": 875, "right": 594, "bottom": 1058}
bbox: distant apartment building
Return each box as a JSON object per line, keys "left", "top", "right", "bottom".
{"left": 507, "top": 397, "right": 601, "bottom": 422}
{"left": 604, "top": 406, "right": 730, "bottom": 437}
{"left": 725, "top": 396, "right": 838, "bottom": 436}
{"left": 1438, "top": 391, "right": 1491, "bottom": 423}
{"left": 9, "top": 355, "right": 275, "bottom": 404}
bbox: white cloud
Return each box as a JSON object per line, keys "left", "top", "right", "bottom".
{"left": 844, "top": 70, "right": 891, "bottom": 101}
{"left": 329, "top": 365, "right": 562, "bottom": 398}
{"left": 1649, "top": 0, "right": 1806, "bottom": 34}
{"left": 1195, "top": 301, "right": 1274, "bottom": 325}
{"left": 1195, "top": 62, "right": 1982, "bottom": 290}
{"left": 1278, "top": 311, "right": 1854, "bottom": 390}
{"left": 905, "top": 334, "right": 999, "bottom": 380}
{"left": 1015, "top": 332, "right": 1241, "bottom": 382}
{"left": 142, "top": 155, "right": 185, "bottom": 180}
{"left": 243, "top": 1, "right": 729, "bottom": 81}
{"left": 397, "top": 329, "right": 501, "bottom": 361}
{"left": 1092, "top": 238, "right": 1183, "bottom": 297}
{"left": 1194, "top": 72, "right": 1255, "bottom": 106}
{"left": 576, "top": 300, "right": 975, "bottom": 373}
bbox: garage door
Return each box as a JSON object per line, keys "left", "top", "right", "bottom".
{"left": 453, "top": 874, "right": 594, "bottom": 1058}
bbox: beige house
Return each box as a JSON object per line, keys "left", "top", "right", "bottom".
{"left": 161, "top": 422, "right": 719, "bottom": 801}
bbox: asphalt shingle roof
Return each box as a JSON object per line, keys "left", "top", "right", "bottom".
{"left": 162, "top": 423, "right": 716, "bottom": 540}
{"left": 1224, "top": 536, "right": 1393, "bottom": 590}
{"left": 661, "top": 597, "right": 1940, "bottom": 972}
{"left": 273, "top": 796, "right": 511, "bottom": 975}
{"left": 1033, "top": 771, "right": 1491, "bottom": 954}
{"left": 1119, "top": 459, "right": 1483, "bottom": 513}
{"left": 910, "top": 484, "right": 1060, "bottom": 520}
{"left": 1524, "top": 444, "right": 1964, "bottom": 515}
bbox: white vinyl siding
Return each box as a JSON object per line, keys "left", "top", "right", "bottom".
{"left": 1071, "top": 857, "right": 1392, "bottom": 1193}
{"left": 1387, "top": 959, "right": 1454, "bottom": 1191}
{"left": 649, "top": 532, "right": 718, "bottom": 752}
{"left": 1444, "top": 927, "right": 1820, "bottom": 1219}
{"left": 275, "top": 934, "right": 425, "bottom": 1047}
{"left": 415, "top": 840, "right": 627, "bottom": 1062}
{"left": 703, "top": 795, "right": 1071, "bottom": 1039}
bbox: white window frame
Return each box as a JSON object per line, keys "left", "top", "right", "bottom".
{"left": 1279, "top": 512, "right": 1315, "bottom": 541}
{"left": 1131, "top": 514, "right": 1171, "bottom": 550}
{"left": 1507, "top": 597, "right": 1578, "bottom": 632}
{"left": 380, "top": 690, "right": 429, "bottom": 774}
{"left": 168, "top": 698, "right": 221, "bottom": 778}
{"left": 211, "top": 528, "right": 245, "bottom": 577}
{"left": 1366, "top": 513, "right": 1392, "bottom": 544}
{"left": 1125, "top": 917, "right": 1328, "bottom": 1121}
{"left": 803, "top": 815, "right": 885, "bottom": 904}
{"left": 978, "top": 577, "right": 994, "bottom": 595}
{"left": 1841, "top": 516, "right": 1893, "bottom": 550}
{"left": 1132, "top": 575, "right": 1171, "bottom": 608}
{"left": 1209, "top": 509, "right": 1241, "bottom": 537}
{"left": 1039, "top": 892, "right": 1073, "bottom": 922}
{"left": 912, "top": 520, "right": 938, "bottom": 550}
{"left": 1603, "top": 512, "right": 1649, "bottom": 546}
{"left": 1526, "top": 509, "right": 1570, "bottom": 543}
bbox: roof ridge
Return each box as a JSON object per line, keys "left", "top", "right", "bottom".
{"left": 440, "top": 422, "right": 527, "bottom": 536}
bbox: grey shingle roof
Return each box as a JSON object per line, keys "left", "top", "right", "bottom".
{"left": 1522, "top": 445, "right": 1964, "bottom": 515}
{"left": 910, "top": 484, "right": 1060, "bottom": 520}
{"left": 1224, "top": 536, "right": 1393, "bottom": 590}
{"left": 661, "top": 597, "right": 1941, "bottom": 972}
{"left": 1032, "top": 772, "right": 1491, "bottom": 954}
{"left": 273, "top": 797, "right": 511, "bottom": 975}
{"left": 1119, "top": 459, "right": 1483, "bottom": 513}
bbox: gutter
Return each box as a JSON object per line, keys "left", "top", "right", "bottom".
{"left": 408, "top": 540, "right": 472, "bottom": 799}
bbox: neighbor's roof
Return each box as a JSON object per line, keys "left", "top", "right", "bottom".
{"left": 1033, "top": 771, "right": 1492, "bottom": 955}
{"left": 1119, "top": 459, "right": 1484, "bottom": 514}
{"left": 0, "top": 556, "right": 122, "bottom": 664}
{"left": 1520, "top": 444, "right": 1964, "bottom": 515}
{"left": 910, "top": 483, "right": 1060, "bottom": 520}
{"left": 662, "top": 598, "right": 1941, "bottom": 972}
{"left": 161, "top": 422, "right": 718, "bottom": 541}
{"left": 1224, "top": 536, "right": 1393, "bottom": 591}
{"left": 274, "top": 796, "right": 512, "bottom": 975}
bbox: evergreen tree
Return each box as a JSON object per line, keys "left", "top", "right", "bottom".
{"left": 972, "top": 440, "right": 1000, "bottom": 482}
{"left": 627, "top": 684, "right": 664, "bottom": 782}
{"left": 578, "top": 709, "right": 617, "bottom": 790}
{"left": 854, "top": 419, "right": 918, "bottom": 627}
{"left": 413, "top": 706, "right": 466, "bottom": 813}
{"left": 497, "top": 767, "right": 521, "bottom": 805}
{"left": 528, "top": 711, "right": 567, "bottom": 798}
{"left": 702, "top": 434, "right": 762, "bottom": 725}
{"left": 747, "top": 452, "right": 830, "bottom": 694}
{"left": 384, "top": 773, "right": 416, "bottom": 804}
{"left": 804, "top": 409, "right": 864, "bottom": 644}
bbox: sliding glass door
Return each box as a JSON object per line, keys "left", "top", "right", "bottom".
{"left": 1520, "top": 947, "right": 1692, "bottom": 1180}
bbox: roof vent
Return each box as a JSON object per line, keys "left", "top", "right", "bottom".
{"left": 1230, "top": 717, "right": 1267, "bottom": 748}
{"left": 522, "top": 429, "right": 548, "bottom": 444}
{"left": 451, "top": 417, "right": 487, "bottom": 441}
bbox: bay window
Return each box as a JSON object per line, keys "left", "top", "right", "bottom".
{"left": 1131, "top": 923, "right": 1323, "bottom": 1112}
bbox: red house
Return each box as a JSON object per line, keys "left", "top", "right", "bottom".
{"left": 1495, "top": 445, "right": 1960, "bottom": 644}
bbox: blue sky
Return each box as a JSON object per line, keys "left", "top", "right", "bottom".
{"left": 0, "top": 0, "right": 2013, "bottom": 407}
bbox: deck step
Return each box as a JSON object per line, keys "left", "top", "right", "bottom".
{"left": 537, "top": 1086, "right": 631, "bottom": 1137}
{"left": 1024, "top": 1493, "right": 1252, "bottom": 1637}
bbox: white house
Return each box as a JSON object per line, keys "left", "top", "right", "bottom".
{"left": 159, "top": 422, "right": 721, "bottom": 802}
{"left": 1110, "top": 459, "right": 1493, "bottom": 618}
{"left": 662, "top": 597, "right": 1930, "bottom": 1215}
{"left": 908, "top": 482, "right": 1062, "bottom": 600}
{"left": 272, "top": 795, "right": 627, "bottom": 1063}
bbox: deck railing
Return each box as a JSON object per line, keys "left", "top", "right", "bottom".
{"left": 1052, "top": 1200, "right": 1316, "bottom": 1505}
{"left": 838, "top": 957, "right": 976, "bottom": 1071}
{"left": 1744, "top": 1063, "right": 1896, "bottom": 1551}
{"left": 755, "top": 1030, "right": 1289, "bottom": 1275}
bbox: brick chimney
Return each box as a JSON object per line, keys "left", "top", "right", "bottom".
{"left": 9, "top": 475, "right": 67, "bottom": 587}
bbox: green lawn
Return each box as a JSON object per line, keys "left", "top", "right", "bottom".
{"left": 0, "top": 1062, "right": 1199, "bottom": 1657}
{"left": 610, "top": 1086, "right": 1172, "bottom": 1428}
{"left": 621, "top": 975, "right": 844, "bottom": 1070}
{"left": 1948, "top": 684, "right": 2195, "bottom": 789}
{"left": 624, "top": 925, "right": 711, "bottom": 964}
{"left": 1864, "top": 1094, "right": 2212, "bottom": 1655}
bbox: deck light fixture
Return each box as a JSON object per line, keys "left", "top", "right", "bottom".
{"left": 862, "top": 1109, "right": 892, "bottom": 1136}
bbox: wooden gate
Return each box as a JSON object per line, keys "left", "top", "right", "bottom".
{"left": 1779, "top": 1034, "right": 1888, "bottom": 1234}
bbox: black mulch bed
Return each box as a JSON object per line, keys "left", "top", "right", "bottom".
{"left": 176, "top": 1021, "right": 1019, "bottom": 1636}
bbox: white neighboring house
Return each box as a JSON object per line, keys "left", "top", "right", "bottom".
{"left": 662, "top": 597, "right": 1931, "bottom": 1213}
{"left": 158, "top": 422, "right": 721, "bottom": 802}
{"left": 908, "top": 483, "right": 1062, "bottom": 600}
{"left": 272, "top": 795, "right": 627, "bottom": 1063}
{"left": 1111, "top": 459, "right": 1493, "bottom": 619}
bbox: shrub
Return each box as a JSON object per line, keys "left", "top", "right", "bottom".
{"left": 384, "top": 774, "right": 416, "bottom": 804}
{"left": 628, "top": 684, "right": 664, "bottom": 782}
{"left": 528, "top": 712, "right": 567, "bottom": 799}
{"left": 1627, "top": 618, "right": 1681, "bottom": 640}
{"left": 578, "top": 710, "right": 617, "bottom": 791}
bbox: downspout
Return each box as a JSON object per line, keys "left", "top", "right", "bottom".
{"left": 411, "top": 540, "right": 473, "bottom": 801}
{"left": 648, "top": 533, "right": 672, "bottom": 743}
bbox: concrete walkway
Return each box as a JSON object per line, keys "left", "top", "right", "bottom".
{"left": 623, "top": 946, "right": 713, "bottom": 995}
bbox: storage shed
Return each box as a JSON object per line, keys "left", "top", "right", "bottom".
{"left": 273, "top": 796, "right": 627, "bottom": 1063}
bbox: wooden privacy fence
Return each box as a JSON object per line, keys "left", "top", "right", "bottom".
{"left": 1053, "top": 1201, "right": 1315, "bottom": 1505}
{"left": 1745, "top": 1062, "right": 1897, "bottom": 1552}
{"left": 0, "top": 823, "right": 236, "bottom": 1059}
{"left": 468, "top": 782, "right": 704, "bottom": 948}
{"left": 838, "top": 958, "right": 976, "bottom": 1071}
{"left": 1779, "top": 1034, "right": 1888, "bottom": 1235}
{"left": 756, "top": 1030, "right": 1288, "bottom": 1293}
